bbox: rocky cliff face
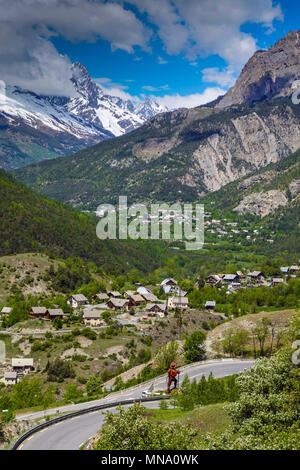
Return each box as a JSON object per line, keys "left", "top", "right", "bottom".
{"left": 187, "top": 105, "right": 300, "bottom": 192}
{"left": 14, "top": 98, "right": 300, "bottom": 208}
{"left": 218, "top": 30, "right": 300, "bottom": 108}
{"left": 199, "top": 147, "right": 300, "bottom": 219}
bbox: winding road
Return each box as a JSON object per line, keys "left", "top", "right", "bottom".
{"left": 16, "top": 359, "right": 254, "bottom": 450}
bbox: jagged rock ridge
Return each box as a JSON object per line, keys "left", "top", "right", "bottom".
{"left": 0, "top": 63, "right": 166, "bottom": 170}
{"left": 217, "top": 30, "right": 300, "bottom": 108}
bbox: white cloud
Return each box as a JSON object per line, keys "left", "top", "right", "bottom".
{"left": 0, "top": 0, "right": 284, "bottom": 102}
{"left": 128, "top": 0, "right": 283, "bottom": 68}
{"left": 158, "top": 56, "right": 168, "bottom": 64}
{"left": 94, "top": 77, "right": 141, "bottom": 103}
{"left": 142, "top": 84, "right": 169, "bottom": 92}
{"left": 202, "top": 67, "right": 237, "bottom": 88}
{"left": 155, "top": 87, "right": 226, "bottom": 109}
{"left": 0, "top": 0, "right": 149, "bottom": 95}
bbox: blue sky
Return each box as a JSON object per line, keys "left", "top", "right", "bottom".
{"left": 1, "top": 0, "right": 299, "bottom": 108}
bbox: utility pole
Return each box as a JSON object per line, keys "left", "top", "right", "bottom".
{"left": 177, "top": 286, "right": 183, "bottom": 339}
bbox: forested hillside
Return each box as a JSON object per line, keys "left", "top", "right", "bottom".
{"left": 0, "top": 169, "right": 162, "bottom": 275}
{"left": 14, "top": 98, "right": 300, "bottom": 210}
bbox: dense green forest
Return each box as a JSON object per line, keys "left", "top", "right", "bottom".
{"left": 0, "top": 169, "right": 165, "bottom": 275}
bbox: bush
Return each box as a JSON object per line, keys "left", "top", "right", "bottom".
{"left": 198, "top": 347, "right": 300, "bottom": 450}
{"left": 71, "top": 354, "right": 87, "bottom": 362}
{"left": 86, "top": 375, "right": 103, "bottom": 396}
{"left": 47, "top": 359, "right": 75, "bottom": 382}
{"left": 94, "top": 403, "right": 196, "bottom": 450}
{"left": 155, "top": 340, "right": 179, "bottom": 372}
{"left": 64, "top": 384, "right": 83, "bottom": 402}
{"left": 183, "top": 331, "right": 206, "bottom": 363}
{"left": 81, "top": 327, "right": 97, "bottom": 341}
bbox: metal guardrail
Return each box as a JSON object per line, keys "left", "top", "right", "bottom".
{"left": 11, "top": 395, "right": 169, "bottom": 450}
{"left": 11, "top": 358, "right": 254, "bottom": 449}
{"left": 14, "top": 358, "right": 252, "bottom": 422}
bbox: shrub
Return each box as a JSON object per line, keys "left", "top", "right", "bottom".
{"left": 94, "top": 403, "right": 196, "bottom": 450}
{"left": 47, "top": 359, "right": 75, "bottom": 382}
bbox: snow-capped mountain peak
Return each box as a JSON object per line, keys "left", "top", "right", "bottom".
{"left": 0, "top": 61, "right": 168, "bottom": 170}
{"left": 135, "top": 97, "right": 166, "bottom": 120}
{"left": 67, "top": 62, "right": 167, "bottom": 136}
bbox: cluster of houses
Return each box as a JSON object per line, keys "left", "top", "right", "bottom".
{"left": 2, "top": 358, "right": 34, "bottom": 386}
{"left": 203, "top": 211, "right": 275, "bottom": 244}
{"left": 205, "top": 271, "right": 266, "bottom": 291}
{"left": 0, "top": 306, "right": 65, "bottom": 320}
{"left": 0, "top": 279, "right": 190, "bottom": 330}
{"left": 205, "top": 264, "right": 300, "bottom": 295}
{"left": 69, "top": 279, "right": 190, "bottom": 327}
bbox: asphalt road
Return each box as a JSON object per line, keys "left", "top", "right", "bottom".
{"left": 18, "top": 359, "right": 254, "bottom": 450}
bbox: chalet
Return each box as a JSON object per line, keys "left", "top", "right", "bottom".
{"left": 145, "top": 302, "right": 166, "bottom": 314}
{"left": 247, "top": 271, "right": 264, "bottom": 283}
{"left": 29, "top": 307, "right": 47, "bottom": 319}
{"left": 272, "top": 277, "right": 285, "bottom": 287}
{"left": 128, "top": 294, "right": 145, "bottom": 307}
{"left": 205, "top": 275, "right": 221, "bottom": 287}
{"left": 12, "top": 358, "right": 34, "bottom": 375}
{"left": 92, "top": 303, "right": 108, "bottom": 310}
{"left": 162, "top": 285, "right": 173, "bottom": 294}
{"left": 174, "top": 287, "right": 188, "bottom": 296}
{"left": 205, "top": 301, "right": 216, "bottom": 310}
{"left": 45, "top": 309, "right": 64, "bottom": 321}
{"left": 107, "top": 291, "right": 122, "bottom": 298}
{"left": 168, "top": 296, "right": 189, "bottom": 309}
{"left": 223, "top": 274, "right": 239, "bottom": 284}
{"left": 4, "top": 371, "right": 18, "bottom": 385}
{"left": 141, "top": 293, "right": 159, "bottom": 303}
{"left": 67, "top": 294, "right": 88, "bottom": 308}
{"left": 261, "top": 280, "right": 272, "bottom": 288}
{"left": 92, "top": 293, "right": 109, "bottom": 303}
{"left": 106, "top": 298, "right": 129, "bottom": 311}
{"left": 160, "top": 278, "right": 177, "bottom": 287}
{"left": 1, "top": 307, "right": 12, "bottom": 315}
{"left": 83, "top": 309, "right": 104, "bottom": 327}
{"left": 226, "top": 283, "right": 241, "bottom": 294}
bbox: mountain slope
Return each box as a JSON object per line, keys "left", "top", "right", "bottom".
{"left": 201, "top": 147, "right": 300, "bottom": 215}
{"left": 13, "top": 31, "right": 300, "bottom": 209}
{"left": 0, "top": 169, "right": 161, "bottom": 274}
{"left": 200, "top": 147, "right": 300, "bottom": 253}
{"left": 14, "top": 98, "right": 300, "bottom": 209}
{"left": 0, "top": 63, "right": 166, "bottom": 170}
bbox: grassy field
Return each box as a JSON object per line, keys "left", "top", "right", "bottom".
{"left": 146, "top": 403, "right": 231, "bottom": 436}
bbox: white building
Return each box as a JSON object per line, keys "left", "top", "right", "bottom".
{"left": 67, "top": 294, "right": 88, "bottom": 308}
{"left": 4, "top": 371, "right": 18, "bottom": 385}
{"left": 167, "top": 297, "right": 189, "bottom": 309}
